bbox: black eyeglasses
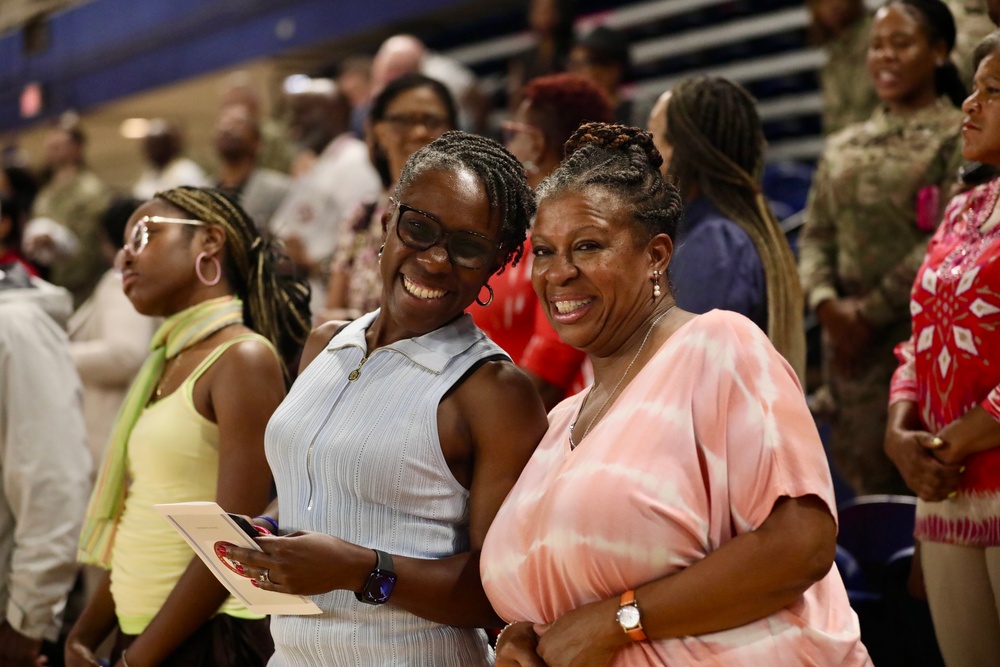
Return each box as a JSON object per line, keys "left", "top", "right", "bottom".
{"left": 391, "top": 198, "right": 500, "bottom": 270}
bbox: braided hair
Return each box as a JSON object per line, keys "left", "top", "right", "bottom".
{"left": 396, "top": 130, "right": 535, "bottom": 272}
{"left": 536, "top": 122, "right": 683, "bottom": 240}
{"left": 893, "top": 0, "right": 967, "bottom": 107}
{"left": 155, "top": 187, "right": 311, "bottom": 379}
{"left": 663, "top": 76, "right": 805, "bottom": 380}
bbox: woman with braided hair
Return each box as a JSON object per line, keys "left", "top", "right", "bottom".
{"left": 647, "top": 75, "right": 806, "bottom": 382}
{"left": 217, "top": 131, "right": 548, "bottom": 666}
{"left": 66, "top": 187, "right": 310, "bottom": 667}
{"left": 480, "top": 123, "right": 870, "bottom": 666}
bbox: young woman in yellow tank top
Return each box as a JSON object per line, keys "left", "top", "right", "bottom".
{"left": 65, "top": 187, "right": 310, "bottom": 667}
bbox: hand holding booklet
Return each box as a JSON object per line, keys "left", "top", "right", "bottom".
{"left": 155, "top": 501, "right": 321, "bottom": 615}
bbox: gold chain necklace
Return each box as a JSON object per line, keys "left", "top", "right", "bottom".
{"left": 155, "top": 351, "right": 185, "bottom": 400}
{"left": 569, "top": 305, "right": 675, "bottom": 450}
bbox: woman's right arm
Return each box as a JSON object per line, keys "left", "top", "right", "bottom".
{"left": 65, "top": 571, "right": 118, "bottom": 667}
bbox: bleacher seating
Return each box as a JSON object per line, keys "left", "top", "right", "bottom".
{"left": 442, "top": 0, "right": 826, "bottom": 166}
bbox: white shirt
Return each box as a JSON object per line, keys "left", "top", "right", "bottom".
{"left": 0, "top": 283, "right": 91, "bottom": 641}
{"left": 133, "top": 157, "right": 210, "bottom": 200}
{"left": 269, "top": 133, "right": 382, "bottom": 312}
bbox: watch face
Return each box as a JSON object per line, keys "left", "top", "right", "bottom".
{"left": 617, "top": 605, "right": 641, "bottom": 629}
{"left": 362, "top": 571, "right": 397, "bottom": 604}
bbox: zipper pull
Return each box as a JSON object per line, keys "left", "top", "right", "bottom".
{"left": 348, "top": 354, "right": 368, "bottom": 381}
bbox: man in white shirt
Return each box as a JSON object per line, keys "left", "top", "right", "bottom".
{"left": 269, "top": 79, "right": 381, "bottom": 315}
{"left": 132, "top": 119, "right": 209, "bottom": 200}
{"left": 0, "top": 270, "right": 90, "bottom": 666}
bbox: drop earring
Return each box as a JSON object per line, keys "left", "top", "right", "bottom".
{"left": 652, "top": 270, "right": 662, "bottom": 299}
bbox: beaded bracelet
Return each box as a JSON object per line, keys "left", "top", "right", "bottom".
{"left": 254, "top": 515, "right": 279, "bottom": 534}
{"left": 495, "top": 621, "right": 517, "bottom": 650}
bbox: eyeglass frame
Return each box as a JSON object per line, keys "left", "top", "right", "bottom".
{"left": 389, "top": 198, "right": 501, "bottom": 270}
{"left": 124, "top": 215, "right": 208, "bottom": 256}
{"left": 379, "top": 113, "right": 451, "bottom": 134}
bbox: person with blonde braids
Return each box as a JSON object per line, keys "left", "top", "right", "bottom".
{"left": 481, "top": 123, "right": 869, "bottom": 666}
{"left": 65, "top": 187, "right": 310, "bottom": 667}
{"left": 647, "top": 76, "right": 806, "bottom": 382}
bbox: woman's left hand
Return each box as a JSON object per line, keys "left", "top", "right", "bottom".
{"left": 216, "top": 531, "right": 371, "bottom": 596}
{"left": 533, "top": 598, "right": 627, "bottom": 667}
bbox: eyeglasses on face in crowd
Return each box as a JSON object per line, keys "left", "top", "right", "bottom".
{"left": 390, "top": 198, "right": 500, "bottom": 270}
{"left": 381, "top": 113, "right": 450, "bottom": 134}
{"left": 501, "top": 120, "right": 540, "bottom": 143}
{"left": 124, "top": 215, "right": 208, "bottom": 256}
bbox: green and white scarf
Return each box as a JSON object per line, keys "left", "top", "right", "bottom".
{"left": 78, "top": 295, "right": 244, "bottom": 567}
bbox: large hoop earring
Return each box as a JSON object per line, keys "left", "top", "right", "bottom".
{"left": 195, "top": 252, "right": 222, "bottom": 287}
{"left": 476, "top": 283, "right": 494, "bottom": 307}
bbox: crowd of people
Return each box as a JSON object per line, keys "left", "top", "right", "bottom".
{"left": 0, "top": 0, "right": 998, "bottom": 665}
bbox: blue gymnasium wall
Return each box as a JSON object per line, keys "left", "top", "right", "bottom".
{"left": 0, "top": 0, "right": 465, "bottom": 132}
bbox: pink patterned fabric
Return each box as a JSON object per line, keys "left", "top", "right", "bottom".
{"left": 481, "top": 311, "right": 870, "bottom": 666}
{"left": 890, "top": 179, "right": 1000, "bottom": 547}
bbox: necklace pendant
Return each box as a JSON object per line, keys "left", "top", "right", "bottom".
{"left": 348, "top": 368, "right": 361, "bottom": 382}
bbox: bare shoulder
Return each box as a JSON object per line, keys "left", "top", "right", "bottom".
{"left": 300, "top": 320, "right": 348, "bottom": 372}
{"left": 453, "top": 359, "right": 548, "bottom": 438}
{"left": 212, "top": 335, "right": 284, "bottom": 386}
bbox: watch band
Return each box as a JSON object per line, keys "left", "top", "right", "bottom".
{"left": 373, "top": 548, "right": 395, "bottom": 574}
{"left": 618, "top": 589, "right": 647, "bottom": 641}
{"left": 355, "top": 548, "right": 397, "bottom": 604}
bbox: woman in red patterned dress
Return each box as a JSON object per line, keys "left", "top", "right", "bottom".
{"left": 885, "top": 31, "right": 1000, "bottom": 667}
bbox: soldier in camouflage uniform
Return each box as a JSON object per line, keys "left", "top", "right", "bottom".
{"left": 800, "top": 2, "right": 969, "bottom": 497}
{"left": 801, "top": 98, "right": 963, "bottom": 495}
{"left": 30, "top": 123, "right": 111, "bottom": 308}
{"left": 809, "top": 0, "right": 880, "bottom": 135}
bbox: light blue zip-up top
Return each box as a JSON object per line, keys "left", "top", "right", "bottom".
{"left": 265, "top": 310, "right": 508, "bottom": 666}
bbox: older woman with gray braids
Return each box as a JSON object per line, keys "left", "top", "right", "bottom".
{"left": 647, "top": 76, "right": 806, "bottom": 382}
{"left": 66, "top": 187, "right": 310, "bottom": 667}
{"left": 480, "top": 123, "right": 869, "bottom": 666}
{"left": 217, "top": 131, "right": 548, "bottom": 666}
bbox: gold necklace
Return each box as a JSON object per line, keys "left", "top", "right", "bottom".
{"left": 569, "top": 305, "right": 675, "bottom": 449}
{"left": 155, "top": 351, "right": 185, "bottom": 400}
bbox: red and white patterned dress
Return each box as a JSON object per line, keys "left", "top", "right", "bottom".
{"left": 890, "top": 178, "right": 1000, "bottom": 547}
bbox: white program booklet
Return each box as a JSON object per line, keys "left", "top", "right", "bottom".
{"left": 154, "top": 501, "right": 321, "bottom": 615}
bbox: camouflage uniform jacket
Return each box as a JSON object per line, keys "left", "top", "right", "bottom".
{"left": 31, "top": 169, "right": 112, "bottom": 308}
{"left": 820, "top": 15, "right": 880, "bottom": 136}
{"left": 800, "top": 98, "right": 964, "bottom": 332}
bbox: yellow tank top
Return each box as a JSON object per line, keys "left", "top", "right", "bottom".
{"left": 110, "top": 333, "right": 274, "bottom": 634}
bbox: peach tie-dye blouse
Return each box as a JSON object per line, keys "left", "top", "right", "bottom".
{"left": 481, "top": 311, "right": 870, "bottom": 666}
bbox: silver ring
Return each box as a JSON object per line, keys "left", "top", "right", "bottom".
{"left": 259, "top": 568, "right": 270, "bottom": 584}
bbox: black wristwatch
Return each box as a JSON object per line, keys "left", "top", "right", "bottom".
{"left": 355, "top": 549, "right": 397, "bottom": 605}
